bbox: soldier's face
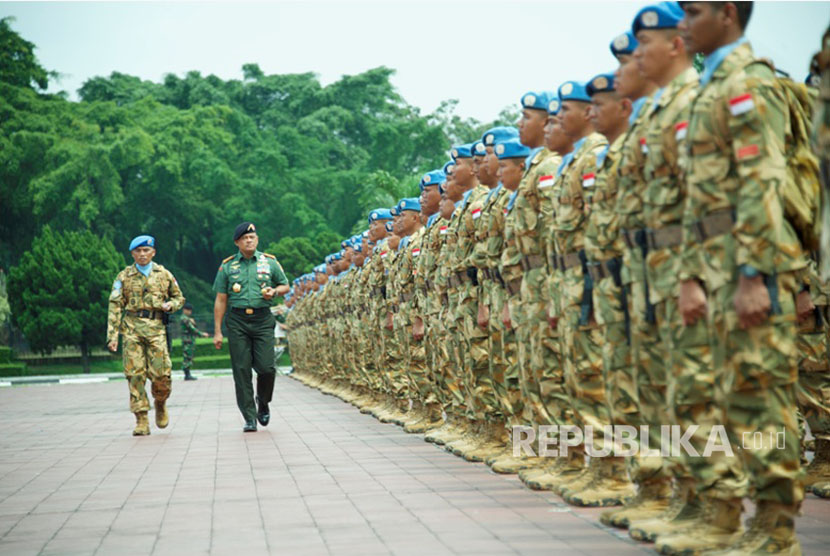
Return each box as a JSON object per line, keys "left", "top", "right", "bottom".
{"left": 392, "top": 215, "right": 404, "bottom": 236}
{"left": 183, "top": 308, "right": 192, "bottom": 315}
{"left": 518, "top": 108, "right": 546, "bottom": 148}
{"left": 498, "top": 159, "right": 524, "bottom": 190}
{"left": 131, "top": 246, "right": 156, "bottom": 266}
{"left": 454, "top": 158, "right": 474, "bottom": 184}
{"left": 679, "top": 2, "right": 726, "bottom": 56}
{"left": 559, "top": 101, "right": 591, "bottom": 138}
{"left": 615, "top": 55, "right": 651, "bottom": 100}
{"left": 634, "top": 29, "right": 683, "bottom": 84}
{"left": 544, "top": 115, "right": 570, "bottom": 153}
{"left": 485, "top": 147, "right": 499, "bottom": 181}
{"left": 447, "top": 178, "right": 464, "bottom": 202}
{"left": 590, "top": 93, "right": 626, "bottom": 137}
{"left": 420, "top": 186, "right": 441, "bottom": 216}
{"left": 234, "top": 232, "right": 259, "bottom": 255}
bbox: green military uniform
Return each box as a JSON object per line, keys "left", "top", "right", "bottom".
{"left": 213, "top": 249, "right": 288, "bottom": 425}
{"left": 180, "top": 313, "right": 203, "bottom": 377}
{"left": 107, "top": 261, "right": 185, "bottom": 427}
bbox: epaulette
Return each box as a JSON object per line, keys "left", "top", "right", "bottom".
{"left": 263, "top": 253, "right": 276, "bottom": 259}
{"left": 222, "top": 255, "right": 234, "bottom": 264}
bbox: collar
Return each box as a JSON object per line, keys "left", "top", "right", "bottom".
{"left": 629, "top": 96, "right": 648, "bottom": 125}
{"left": 135, "top": 262, "right": 154, "bottom": 277}
{"left": 236, "top": 249, "right": 261, "bottom": 262}
{"left": 701, "top": 36, "right": 748, "bottom": 86}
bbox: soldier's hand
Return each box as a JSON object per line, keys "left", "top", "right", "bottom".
{"left": 501, "top": 303, "right": 512, "bottom": 330}
{"left": 107, "top": 340, "right": 118, "bottom": 352}
{"left": 213, "top": 332, "right": 224, "bottom": 350}
{"left": 161, "top": 301, "right": 173, "bottom": 312}
{"left": 262, "top": 287, "right": 276, "bottom": 300}
{"left": 734, "top": 274, "right": 770, "bottom": 329}
{"left": 548, "top": 314, "right": 558, "bottom": 330}
{"left": 385, "top": 312, "right": 394, "bottom": 331}
{"left": 413, "top": 317, "right": 424, "bottom": 340}
{"left": 679, "top": 279, "right": 708, "bottom": 326}
{"left": 202, "top": 332, "right": 210, "bottom": 338}
{"left": 796, "top": 289, "right": 815, "bottom": 323}
{"left": 477, "top": 303, "right": 489, "bottom": 329}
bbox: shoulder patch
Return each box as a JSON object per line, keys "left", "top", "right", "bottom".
{"left": 222, "top": 255, "right": 234, "bottom": 264}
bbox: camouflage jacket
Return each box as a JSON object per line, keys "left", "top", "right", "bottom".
{"left": 107, "top": 263, "right": 185, "bottom": 342}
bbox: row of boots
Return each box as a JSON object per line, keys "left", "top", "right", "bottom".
{"left": 294, "top": 373, "right": 826, "bottom": 555}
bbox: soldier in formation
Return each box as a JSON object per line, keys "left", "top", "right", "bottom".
{"left": 283, "top": 3, "right": 829, "bottom": 554}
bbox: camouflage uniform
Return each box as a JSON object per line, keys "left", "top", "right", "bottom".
{"left": 107, "top": 263, "right": 184, "bottom": 414}
{"left": 180, "top": 313, "right": 202, "bottom": 372}
{"left": 680, "top": 41, "right": 806, "bottom": 507}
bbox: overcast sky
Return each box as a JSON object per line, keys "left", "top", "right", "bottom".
{"left": 3, "top": 1, "right": 829, "bottom": 122}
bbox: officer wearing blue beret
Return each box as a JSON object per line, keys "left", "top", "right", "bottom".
{"left": 107, "top": 235, "right": 186, "bottom": 435}
{"left": 212, "top": 222, "right": 290, "bottom": 432}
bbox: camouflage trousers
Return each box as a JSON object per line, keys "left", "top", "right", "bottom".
{"left": 485, "top": 281, "right": 520, "bottom": 424}
{"left": 182, "top": 339, "right": 195, "bottom": 371}
{"left": 797, "top": 307, "right": 830, "bottom": 441}
{"left": 446, "top": 292, "right": 468, "bottom": 415}
{"left": 508, "top": 293, "right": 538, "bottom": 426}
{"left": 704, "top": 273, "right": 803, "bottom": 505}
{"left": 404, "top": 318, "right": 429, "bottom": 404}
{"left": 122, "top": 331, "right": 171, "bottom": 414}
{"left": 624, "top": 247, "right": 668, "bottom": 483}
{"left": 457, "top": 288, "right": 497, "bottom": 421}
{"left": 428, "top": 309, "right": 454, "bottom": 410}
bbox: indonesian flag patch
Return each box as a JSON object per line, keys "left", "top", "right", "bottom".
{"left": 412, "top": 247, "right": 421, "bottom": 257}
{"left": 472, "top": 208, "right": 482, "bottom": 219}
{"left": 582, "top": 173, "right": 596, "bottom": 188}
{"left": 439, "top": 226, "right": 448, "bottom": 235}
{"left": 640, "top": 137, "right": 648, "bottom": 154}
{"left": 539, "top": 175, "right": 555, "bottom": 188}
{"left": 503, "top": 208, "right": 509, "bottom": 215}
{"left": 675, "top": 121, "right": 688, "bottom": 141}
{"left": 380, "top": 251, "right": 388, "bottom": 259}
{"left": 729, "top": 93, "right": 755, "bottom": 116}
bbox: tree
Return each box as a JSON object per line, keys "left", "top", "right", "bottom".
{"left": 0, "top": 17, "right": 53, "bottom": 90}
{"left": 7, "top": 228, "right": 124, "bottom": 372}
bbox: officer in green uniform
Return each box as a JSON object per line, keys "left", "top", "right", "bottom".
{"left": 213, "top": 222, "right": 289, "bottom": 432}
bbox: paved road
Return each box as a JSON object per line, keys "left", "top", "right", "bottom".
{"left": 0, "top": 376, "right": 827, "bottom": 555}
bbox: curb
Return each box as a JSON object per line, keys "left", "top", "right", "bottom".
{"left": 0, "top": 368, "right": 292, "bottom": 387}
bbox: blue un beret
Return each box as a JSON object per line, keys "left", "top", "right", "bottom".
{"left": 399, "top": 197, "right": 421, "bottom": 212}
{"left": 420, "top": 170, "right": 447, "bottom": 192}
{"left": 443, "top": 160, "right": 456, "bottom": 176}
{"left": 481, "top": 126, "right": 519, "bottom": 147}
{"left": 632, "top": 2, "right": 684, "bottom": 35}
{"left": 547, "top": 95, "right": 562, "bottom": 115}
{"left": 610, "top": 30, "right": 639, "bottom": 57}
{"left": 129, "top": 235, "right": 155, "bottom": 251}
{"left": 520, "top": 91, "right": 555, "bottom": 111}
{"left": 368, "top": 208, "right": 394, "bottom": 223}
{"left": 587, "top": 72, "right": 617, "bottom": 96}
{"left": 314, "top": 264, "right": 326, "bottom": 274}
{"left": 472, "top": 140, "right": 486, "bottom": 157}
{"left": 450, "top": 143, "right": 474, "bottom": 160}
{"left": 495, "top": 138, "right": 531, "bottom": 160}
{"left": 390, "top": 205, "right": 400, "bottom": 217}
{"left": 558, "top": 81, "right": 591, "bottom": 103}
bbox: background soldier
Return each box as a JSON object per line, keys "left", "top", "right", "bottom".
{"left": 213, "top": 222, "right": 289, "bottom": 432}
{"left": 107, "top": 235, "right": 185, "bottom": 436}
{"left": 180, "top": 302, "right": 208, "bottom": 381}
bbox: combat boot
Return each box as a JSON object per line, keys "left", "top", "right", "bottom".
{"left": 446, "top": 420, "right": 482, "bottom": 458}
{"left": 424, "top": 413, "right": 463, "bottom": 444}
{"left": 154, "top": 401, "right": 169, "bottom": 429}
{"left": 462, "top": 421, "right": 509, "bottom": 462}
{"left": 804, "top": 438, "right": 830, "bottom": 487}
{"left": 812, "top": 480, "right": 830, "bottom": 498}
{"left": 405, "top": 403, "right": 443, "bottom": 434}
{"left": 183, "top": 369, "right": 197, "bottom": 381}
{"left": 490, "top": 454, "right": 547, "bottom": 474}
{"left": 524, "top": 449, "right": 584, "bottom": 491}
{"left": 599, "top": 477, "right": 672, "bottom": 529}
{"left": 133, "top": 411, "right": 150, "bottom": 436}
{"left": 556, "top": 456, "right": 601, "bottom": 497}
{"left": 565, "top": 457, "right": 635, "bottom": 508}
{"left": 629, "top": 477, "right": 703, "bottom": 542}
{"left": 655, "top": 496, "right": 743, "bottom": 555}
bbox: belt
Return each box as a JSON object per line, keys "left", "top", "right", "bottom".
{"left": 588, "top": 260, "right": 610, "bottom": 282}
{"left": 521, "top": 254, "right": 545, "bottom": 271}
{"left": 455, "top": 270, "right": 469, "bottom": 285}
{"left": 555, "top": 251, "right": 582, "bottom": 271}
{"left": 505, "top": 277, "right": 522, "bottom": 296}
{"left": 231, "top": 306, "right": 270, "bottom": 316}
{"left": 646, "top": 224, "right": 684, "bottom": 250}
{"left": 126, "top": 309, "right": 165, "bottom": 320}
{"left": 693, "top": 209, "right": 735, "bottom": 242}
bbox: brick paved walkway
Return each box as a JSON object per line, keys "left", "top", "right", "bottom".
{"left": 0, "top": 376, "right": 828, "bottom": 555}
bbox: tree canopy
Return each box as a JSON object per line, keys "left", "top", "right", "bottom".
{"left": 1, "top": 18, "right": 515, "bottom": 320}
